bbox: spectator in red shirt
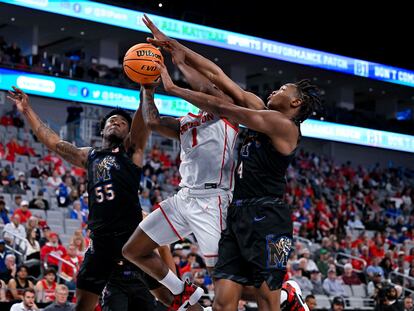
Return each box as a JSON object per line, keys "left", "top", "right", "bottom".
{"left": 40, "top": 232, "right": 67, "bottom": 268}
{"left": 5, "top": 138, "right": 22, "bottom": 162}
{"left": 13, "top": 200, "right": 32, "bottom": 224}
{"left": 369, "top": 240, "right": 385, "bottom": 259}
{"left": 18, "top": 140, "right": 36, "bottom": 157}
{"left": 61, "top": 243, "right": 83, "bottom": 290}
{"left": 0, "top": 143, "right": 6, "bottom": 160}
{"left": 340, "top": 263, "right": 362, "bottom": 285}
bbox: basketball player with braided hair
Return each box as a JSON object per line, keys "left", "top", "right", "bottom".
{"left": 141, "top": 14, "right": 322, "bottom": 311}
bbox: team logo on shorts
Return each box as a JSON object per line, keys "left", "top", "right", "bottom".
{"left": 266, "top": 235, "right": 292, "bottom": 269}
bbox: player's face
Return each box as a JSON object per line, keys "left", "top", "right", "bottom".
{"left": 267, "top": 83, "right": 301, "bottom": 111}
{"left": 103, "top": 115, "right": 129, "bottom": 140}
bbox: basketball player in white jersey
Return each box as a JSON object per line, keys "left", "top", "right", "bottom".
{"left": 122, "top": 48, "right": 239, "bottom": 310}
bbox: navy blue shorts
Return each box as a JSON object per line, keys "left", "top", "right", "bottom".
{"left": 213, "top": 197, "right": 293, "bottom": 290}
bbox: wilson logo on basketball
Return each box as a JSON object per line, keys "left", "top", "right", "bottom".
{"left": 136, "top": 50, "right": 162, "bottom": 60}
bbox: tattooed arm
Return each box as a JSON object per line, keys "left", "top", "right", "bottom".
{"left": 141, "top": 85, "right": 180, "bottom": 140}
{"left": 7, "top": 87, "right": 90, "bottom": 168}
{"left": 126, "top": 86, "right": 151, "bottom": 168}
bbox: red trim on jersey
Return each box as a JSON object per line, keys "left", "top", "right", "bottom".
{"left": 221, "top": 118, "right": 239, "bottom": 132}
{"left": 159, "top": 206, "right": 183, "bottom": 241}
{"left": 218, "top": 195, "right": 223, "bottom": 231}
{"left": 229, "top": 132, "right": 239, "bottom": 189}
{"left": 218, "top": 124, "right": 228, "bottom": 186}
{"left": 188, "top": 112, "right": 202, "bottom": 118}
{"left": 204, "top": 254, "right": 219, "bottom": 257}
{"left": 191, "top": 128, "right": 197, "bottom": 147}
{"left": 229, "top": 161, "right": 235, "bottom": 189}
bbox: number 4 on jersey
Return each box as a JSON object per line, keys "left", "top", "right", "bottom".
{"left": 237, "top": 161, "right": 243, "bottom": 179}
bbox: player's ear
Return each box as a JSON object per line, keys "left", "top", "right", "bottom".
{"left": 291, "top": 98, "right": 302, "bottom": 108}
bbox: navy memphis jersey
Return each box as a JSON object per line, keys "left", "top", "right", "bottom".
{"left": 86, "top": 146, "right": 142, "bottom": 236}
{"left": 233, "top": 129, "right": 299, "bottom": 200}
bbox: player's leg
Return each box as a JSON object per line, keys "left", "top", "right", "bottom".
{"left": 122, "top": 193, "right": 190, "bottom": 283}
{"left": 242, "top": 198, "right": 294, "bottom": 311}
{"left": 213, "top": 279, "right": 243, "bottom": 311}
{"left": 101, "top": 283, "right": 129, "bottom": 311}
{"left": 255, "top": 282, "right": 281, "bottom": 311}
{"left": 76, "top": 237, "right": 112, "bottom": 311}
{"left": 75, "top": 289, "right": 100, "bottom": 311}
{"left": 123, "top": 191, "right": 204, "bottom": 309}
{"left": 186, "top": 194, "right": 231, "bottom": 273}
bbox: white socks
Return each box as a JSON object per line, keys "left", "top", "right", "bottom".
{"left": 281, "top": 289, "right": 288, "bottom": 304}
{"left": 159, "top": 270, "right": 184, "bottom": 295}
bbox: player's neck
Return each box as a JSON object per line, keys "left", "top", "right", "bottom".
{"left": 102, "top": 138, "right": 123, "bottom": 150}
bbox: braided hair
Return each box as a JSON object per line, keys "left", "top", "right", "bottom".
{"left": 293, "top": 79, "right": 322, "bottom": 123}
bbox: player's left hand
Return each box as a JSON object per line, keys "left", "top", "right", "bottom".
{"left": 152, "top": 61, "right": 174, "bottom": 93}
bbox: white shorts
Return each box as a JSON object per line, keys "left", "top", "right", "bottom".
{"left": 139, "top": 188, "right": 232, "bottom": 267}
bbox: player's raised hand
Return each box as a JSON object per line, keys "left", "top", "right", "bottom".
{"left": 142, "top": 14, "right": 170, "bottom": 42}
{"left": 152, "top": 61, "right": 174, "bottom": 93}
{"left": 7, "top": 86, "right": 30, "bottom": 113}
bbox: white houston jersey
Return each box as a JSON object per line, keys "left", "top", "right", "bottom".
{"left": 179, "top": 112, "right": 239, "bottom": 191}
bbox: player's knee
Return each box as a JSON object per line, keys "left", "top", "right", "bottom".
{"left": 121, "top": 241, "right": 137, "bottom": 261}
{"left": 213, "top": 300, "right": 232, "bottom": 311}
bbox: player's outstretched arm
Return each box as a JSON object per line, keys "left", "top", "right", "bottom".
{"left": 7, "top": 87, "right": 90, "bottom": 168}
{"left": 142, "top": 14, "right": 265, "bottom": 110}
{"left": 140, "top": 85, "right": 180, "bottom": 140}
{"left": 157, "top": 62, "right": 299, "bottom": 155}
{"left": 127, "top": 85, "right": 152, "bottom": 168}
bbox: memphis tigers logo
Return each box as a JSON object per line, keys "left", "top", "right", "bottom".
{"left": 93, "top": 155, "right": 120, "bottom": 183}
{"left": 266, "top": 235, "right": 292, "bottom": 269}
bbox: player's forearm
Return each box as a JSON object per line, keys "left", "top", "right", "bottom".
{"left": 130, "top": 102, "right": 149, "bottom": 151}
{"left": 23, "top": 108, "right": 85, "bottom": 166}
{"left": 169, "top": 85, "right": 228, "bottom": 116}
{"left": 22, "top": 107, "right": 61, "bottom": 152}
{"left": 141, "top": 87, "right": 161, "bottom": 128}
{"left": 180, "top": 45, "right": 221, "bottom": 81}
{"left": 176, "top": 61, "right": 212, "bottom": 93}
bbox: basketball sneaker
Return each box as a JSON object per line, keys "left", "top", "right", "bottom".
{"left": 169, "top": 280, "right": 204, "bottom": 311}
{"left": 281, "top": 280, "right": 310, "bottom": 311}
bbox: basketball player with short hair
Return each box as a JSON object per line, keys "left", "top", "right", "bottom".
{"left": 122, "top": 38, "right": 240, "bottom": 310}
{"left": 7, "top": 85, "right": 174, "bottom": 311}
{"left": 151, "top": 41, "right": 321, "bottom": 311}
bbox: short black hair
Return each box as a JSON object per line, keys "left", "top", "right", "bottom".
{"left": 294, "top": 79, "right": 322, "bottom": 123}
{"left": 44, "top": 267, "right": 57, "bottom": 276}
{"left": 100, "top": 108, "right": 132, "bottom": 131}
{"left": 305, "top": 294, "right": 316, "bottom": 300}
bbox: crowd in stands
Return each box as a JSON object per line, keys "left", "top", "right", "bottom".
{"left": 1, "top": 107, "right": 414, "bottom": 309}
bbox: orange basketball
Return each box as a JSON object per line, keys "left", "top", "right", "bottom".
{"left": 123, "top": 43, "right": 164, "bottom": 84}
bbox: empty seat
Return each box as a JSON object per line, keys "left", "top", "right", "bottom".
{"left": 315, "top": 295, "right": 331, "bottom": 309}
{"left": 352, "top": 284, "right": 367, "bottom": 297}
{"left": 15, "top": 155, "right": 29, "bottom": 164}
{"left": 348, "top": 297, "right": 364, "bottom": 309}
{"left": 48, "top": 218, "right": 63, "bottom": 227}
{"left": 343, "top": 284, "right": 352, "bottom": 297}
{"left": 30, "top": 209, "right": 46, "bottom": 220}
{"left": 49, "top": 224, "right": 64, "bottom": 235}
{"left": 46, "top": 210, "right": 63, "bottom": 220}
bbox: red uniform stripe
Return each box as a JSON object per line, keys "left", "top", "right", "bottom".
{"left": 218, "top": 124, "right": 228, "bottom": 186}
{"left": 191, "top": 128, "right": 197, "bottom": 147}
{"left": 218, "top": 195, "right": 223, "bottom": 231}
{"left": 159, "top": 206, "right": 183, "bottom": 241}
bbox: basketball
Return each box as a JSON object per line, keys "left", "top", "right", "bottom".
{"left": 123, "top": 43, "right": 164, "bottom": 84}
